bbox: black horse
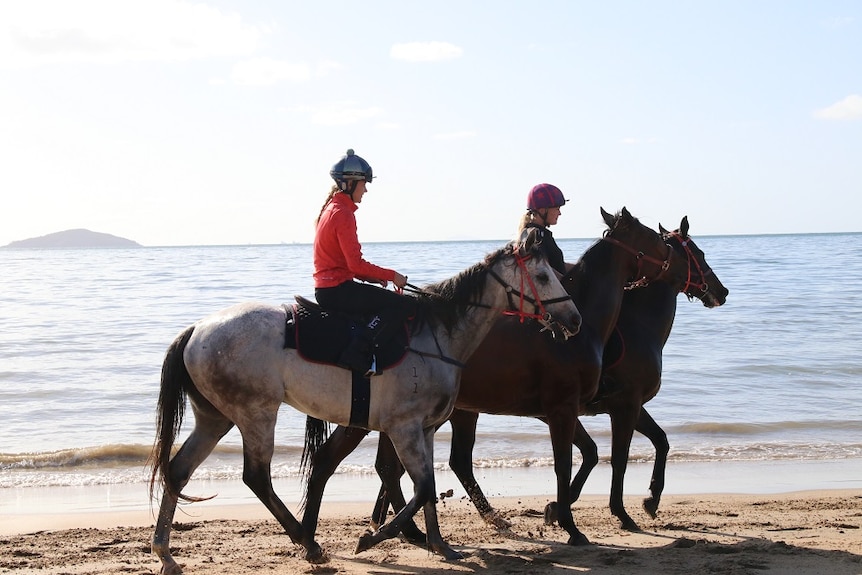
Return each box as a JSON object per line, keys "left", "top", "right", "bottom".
{"left": 543, "top": 216, "right": 729, "bottom": 530}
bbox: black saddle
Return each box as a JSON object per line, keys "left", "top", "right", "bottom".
{"left": 284, "top": 295, "right": 409, "bottom": 371}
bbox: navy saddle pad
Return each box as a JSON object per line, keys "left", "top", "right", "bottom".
{"left": 283, "top": 295, "right": 409, "bottom": 370}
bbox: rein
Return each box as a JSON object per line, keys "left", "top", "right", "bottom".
{"left": 401, "top": 253, "right": 571, "bottom": 326}
{"left": 602, "top": 235, "right": 672, "bottom": 290}
{"left": 400, "top": 251, "right": 573, "bottom": 366}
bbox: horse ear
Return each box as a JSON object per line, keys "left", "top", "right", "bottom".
{"left": 680, "top": 216, "right": 690, "bottom": 237}
{"left": 621, "top": 206, "right": 632, "bottom": 219}
{"left": 600, "top": 207, "right": 615, "bottom": 228}
{"left": 659, "top": 223, "right": 670, "bottom": 235}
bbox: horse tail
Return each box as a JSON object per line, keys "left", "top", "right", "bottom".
{"left": 148, "top": 325, "right": 196, "bottom": 503}
{"left": 299, "top": 416, "right": 330, "bottom": 509}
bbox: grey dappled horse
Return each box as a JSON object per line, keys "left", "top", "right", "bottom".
{"left": 148, "top": 228, "right": 581, "bottom": 574}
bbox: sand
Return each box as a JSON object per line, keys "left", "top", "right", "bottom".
{"left": 2, "top": 489, "right": 860, "bottom": 574}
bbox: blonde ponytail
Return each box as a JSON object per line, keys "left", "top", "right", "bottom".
{"left": 516, "top": 211, "right": 536, "bottom": 236}
{"left": 315, "top": 185, "right": 340, "bottom": 226}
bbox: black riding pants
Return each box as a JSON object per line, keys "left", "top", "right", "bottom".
{"left": 315, "top": 280, "right": 417, "bottom": 344}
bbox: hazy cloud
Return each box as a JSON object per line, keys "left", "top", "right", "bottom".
{"left": 620, "top": 137, "right": 659, "bottom": 145}
{"left": 291, "top": 101, "right": 384, "bottom": 126}
{"left": 231, "top": 57, "right": 309, "bottom": 86}
{"left": 0, "top": 0, "right": 262, "bottom": 69}
{"left": 814, "top": 94, "right": 862, "bottom": 120}
{"left": 820, "top": 16, "right": 854, "bottom": 29}
{"left": 390, "top": 41, "right": 463, "bottom": 62}
{"left": 433, "top": 130, "right": 476, "bottom": 140}
{"left": 376, "top": 122, "right": 401, "bottom": 131}
{"left": 315, "top": 60, "right": 341, "bottom": 77}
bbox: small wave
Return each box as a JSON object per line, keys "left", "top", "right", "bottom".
{"left": 0, "top": 442, "right": 307, "bottom": 472}
{"left": 670, "top": 420, "right": 862, "bottom": 436}
{"left": 0, "top": 444, "right": 153, "bottom": 470}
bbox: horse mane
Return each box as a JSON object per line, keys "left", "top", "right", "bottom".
{"left": 411, "top": 241, "right": 540, "bottom": 335}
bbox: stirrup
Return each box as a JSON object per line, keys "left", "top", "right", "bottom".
{"left": 364, "top": 355, "right": 382, "bottom": 377}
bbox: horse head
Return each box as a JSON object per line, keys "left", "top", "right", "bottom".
{"left": 599, "top": 207, "right": 689, "bottom": 290}
{"left": 660, "top": 217, "right": 729, "bottom": 308}
{"left": 498, "top": 227, "right": 582, "bottom": 339}
{"left": 417, "top": 229, "right": 581, "bottom": 340}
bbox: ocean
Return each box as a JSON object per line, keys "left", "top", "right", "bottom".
{"left": 2, "top": 233, "right": 861, "bottom": 516}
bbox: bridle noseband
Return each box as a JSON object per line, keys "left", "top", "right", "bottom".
{"left": 601, "top": 235, "right": 673, "bottom": 290}
{"left": 487, "top": 251, "right": 575, "bottom": 339}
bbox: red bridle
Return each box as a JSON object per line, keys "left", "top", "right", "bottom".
{"left": 488, "top": 252, "right": 574, "bottom": 338}
{"left": 601, "top": 235, "right": 673, "bottom": 290}
{"left": 666, "top": 231, "right": 713, "bottom": 296}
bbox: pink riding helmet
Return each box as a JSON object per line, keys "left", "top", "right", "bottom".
{"left": 527, "top": 183, "right": 567, "bottom": 211}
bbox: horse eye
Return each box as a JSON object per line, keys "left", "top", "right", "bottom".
{"left": 536, "top": 272, "right": 550, "bottom": 284}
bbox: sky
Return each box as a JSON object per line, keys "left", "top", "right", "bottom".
{"left": 1, "top": 1, "right": 860, "bottom": 247}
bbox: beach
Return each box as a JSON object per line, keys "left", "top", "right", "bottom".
{"left": 3, "top": 237, "right": 861, "bottom": 573}
{"left": 2, "top": 489, "right": 860, "bottom": 574}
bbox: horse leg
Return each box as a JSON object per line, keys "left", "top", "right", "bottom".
{"left": 370, "top": 483, "right": 390, "bottom": 530}
{"left": 449, "top": 409, "right": 511, "bottom": 529}
{"left": 152, "top": 414, "right": 234, "bottom": 575}
{"left": 237, "top": 415, "right": 304, "bottom": 549}
{"left": 608, "top": 409, "right": 640, "bottom": 531}
{"left": 636, "top": 408, "right": 669, "bottom": 519}
{"left": 547, "top": 414, "right": 590, "bottom": 546}
{"left": 417, "top": 426, "right": 462, "bottom": 560}
{"left": 357, "top": 426, "right": 462, "bottom": 560}
{"left": 544, "top": 420, "right": 597, "bottom": 526}
{"left": 300, "top": 425, "right": 370, "bottom": 562}
{"left": 371, "top": 433, "right": 427, "bottom": 544}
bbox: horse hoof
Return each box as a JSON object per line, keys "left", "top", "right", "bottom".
{"left": 304, "top": 545, "right": 329, "bottom": 564}
{"left": 567, "top": 531, "right": 591, "bottom": 546}
{"left": 643, "top": 497, "right": 659, "bottom": 519}
{"left": 444, "top": 549, "right": 464, "bottom": 561}
{"left": 543, "top": 501, "right": 559, "bottom": 526}
{"left": 484, "top": 511, "right": 512, "bottom": 530}
{"left": 620, "top": 517, "right": 641, "bottom": 532}
{"left": 355, "top": 531, "right": 374, "bottom": 555}
{"left": 398, "top": 525, "right": 427, "bottom": 546}
{"left": 437, "top": 546, "right": 464, "bottom": 561}
{"left": 158, "top": 557, "right": 183, "bottom": 575}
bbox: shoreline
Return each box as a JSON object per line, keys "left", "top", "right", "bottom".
{"left": 3, "top": 458, "right": 862, "bottom": 536}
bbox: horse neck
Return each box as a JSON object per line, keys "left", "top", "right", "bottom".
{"left": 571, "top": 240, "right": 641, "bottom": 342}
{"left": 429, "top": 296, "right": 505, "bottom": 364}
{"left": 619, "top": 282, "right": 679, "bottom": 345}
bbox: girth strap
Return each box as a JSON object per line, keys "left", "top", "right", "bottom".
{"left": 349, "top": 371, "right": 371, "bottom": 429}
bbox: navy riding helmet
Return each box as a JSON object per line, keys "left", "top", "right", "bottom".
{"left": 330, "top": 149, "right": 374, "bottom": 191}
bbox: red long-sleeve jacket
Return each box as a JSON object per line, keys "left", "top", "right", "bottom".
{"left": 313, "top": 193, "right": 395, "bottom": 288}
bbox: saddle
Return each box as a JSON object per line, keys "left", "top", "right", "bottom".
{"left": 283, "top": 296, "right": 410, "bottom": 371}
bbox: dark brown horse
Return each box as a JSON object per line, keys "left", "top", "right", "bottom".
{"left": 299, "top": 207, "right": 690, "bottom": 551}
{"left": 375, "top": 216, "right": 728, "bottom": 538}
{"left": 555, "top": 216, "right": 729, "bottom": 531}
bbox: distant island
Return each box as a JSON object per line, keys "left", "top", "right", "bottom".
{"left": 3, "top": 229, "right": 141, "bottom": 249}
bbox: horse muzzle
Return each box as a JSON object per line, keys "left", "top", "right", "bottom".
{"left": 538, "top": 310, "right": 581, "bottom": 341}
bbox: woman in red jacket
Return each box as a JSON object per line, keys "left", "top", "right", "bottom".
{"left": 313, "top": 149, "right": 416, "bottom": 376}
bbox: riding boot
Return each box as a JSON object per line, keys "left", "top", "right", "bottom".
{"left": 337, "top": 327, "right": 375, "bottom": 376}
{"left": 365, "top": 315, "right": 389, "bottom": 377}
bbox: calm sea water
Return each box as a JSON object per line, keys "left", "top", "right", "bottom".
{"left": 2, "top": 233, "right": 861, "bottom": 507}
